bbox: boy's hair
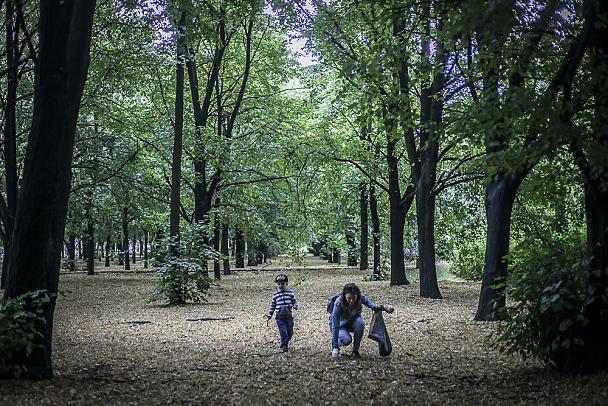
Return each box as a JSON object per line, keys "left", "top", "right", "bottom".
{"left": 275, "top": 274, "right": 288, "bottom": 283}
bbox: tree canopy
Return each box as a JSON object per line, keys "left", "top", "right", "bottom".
{"left": 1, "top": 0, "right": 606, "bottom": 378}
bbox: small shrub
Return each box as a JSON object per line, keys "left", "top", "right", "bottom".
{"left": 0, "top": 290, "right": 50, "bottom": 378}
{"left": 363, "top": 262, "right": 390, "bottom": 282}
{"left": 449, "top": 237, "right": 485, "bottom": 281}
{"left": 494, "top": 239, "right": 599, "bottom": 370}
{"left": 153, "top": 255, "right": 215, "bottom": 305}
{"left": 152, "top": 224, "right": 217, "bottom": 305}
{"left": 286, "top": 245, "right": 306, "bottom": 265}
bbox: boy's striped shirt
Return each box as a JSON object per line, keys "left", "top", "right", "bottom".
{"left": 267, "top": 289, "right": 298, "bottom": 317}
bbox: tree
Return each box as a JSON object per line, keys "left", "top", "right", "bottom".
{"left": 472, "top": 0, "right": 591, "bottom": 320}
{"left": 391, "top": 3, "right": 446, "bottom": 297}
{"left": 169, "top": 10, "right": 186, "bottom": 254}
{"left": 359, "top": 181, "right": 369, "bottom": 270}
{"left": 566, "top": 0, "right": 608, "bottom": 372}
{"left": 1, "top": 0, "right": 35, "bottom": 289}
{"left": 2, "top": 0, "right": 96, "bottom": 379}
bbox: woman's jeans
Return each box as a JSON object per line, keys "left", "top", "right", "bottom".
{"left": 331, "top": 316, "right": 365, "bottom": 352}
{"left": 276, "top": 316, "right": 294, "bottom": 348}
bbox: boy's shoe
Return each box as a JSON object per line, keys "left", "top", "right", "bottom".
{"left": 352, "top": 350, "right": 361, "bottom": 359}
{"left": 281, "top": 346, "right": 288, "bottom": 353}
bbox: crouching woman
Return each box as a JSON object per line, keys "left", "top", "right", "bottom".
{"left": 330, "top": 283, "right": 393, "bottom": 358}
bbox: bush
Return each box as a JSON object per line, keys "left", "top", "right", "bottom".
{"left": 0, "top": 290, "right": 50, "bottom": 378}
{"left": 494, "top": 239, "right": 598, "bottom": 370}
{"left": 152, "top": 224, "right": 217, "bottom": 305}
{"left": 153, "top": 255, "right": 215, "bottom": 305}
{"left": 449, "top": 236, "right": 485, "bottom": 281}
{"left": 363, "top": 261, "right": 390, "bottom": 282}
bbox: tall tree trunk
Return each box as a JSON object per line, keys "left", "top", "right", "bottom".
{"left": 332, "top": 249, "right": 341, "bottom": 265}
{"left": 573, "top": 174, "right": 608, "bottom": 372}
{"left": 312, "top": 240, "right": 323, "bottom": 257}
{"left": 387, "top": 11, "right": 415, "bottom": 286}
{"left": 213, "top": 197, "right": 221, "bottom": 279}
{"left": 388, "top": 203, "right": 407, "bottom": 285}
{"left": 187, "top": 16, "right": 225, "bottom": 254}
{"left": 1, "top": 239, "right": 9, "bottom": 289}
{"left": 474, "top": 175, "right": 522, "bottom": 320}
{"left": 131, "top": 235, "right": 136, "bottom": 264}
{"left": 416, "top": 94, "right": 443, "bottom": 297}
{"left": 85, "top": 222, "right": 94, "bottom": 275}
{"left": 2, "top": 0, "right": 95, "bottom": 379}
{"left": 416, "top": 186, "right": 441, "bottom": 298}
{"left": 387, "top": 144, "right": 413, "bottom": 285}
{"left": 85, "top": 190, "right": 94, "bottom": 275}
{"left": 472, "top": 0, "right": 583, "bottom": 320}
{"left": 415, "top": 15, "right": 446, "bottom": 299}
{"left": 122, "top": 207, "right": 130, "bottom": 271}
{"left": 567, "top": 3, "right": 608, "bottom": 372}
{"left": 221, "top": 223, "right": 230, "bottom": 275}
{"left": 169, "top": 12, "right": 186, "bottom": 256}
{"left": 369, "top": 182, "right": 382, "bottom": 279}
{"left": 83, "top": 236, "right": 88, "bottom": 261}
{"left": 256, "top": 242, "right": 266, "bottom": 264}
{"left": 67, "top": 233, "right": 76, "bottom": 272}
{"left": 346, "top": 232, "right": 357, "bottom": 267}
{"left": 235, "top": 228, "right": 245, "bottom": 268}
{"left": 246, "top": 240, "right": 257, "bottom": 266}
{"left": 1, "top": 0, "right": 19, "bottom": 290}
{"left": 105, "top": 234, "right": 111, "bottom": 267}
{"left": 574, "top": 179, "right": 608, "bottom": 371}
{"left": 117, "top": 241, "right": 123, "bottom": 266}
{"left": 359, "top": 182, "right": 369, "bottom": 270}
{"left": 143, "top": 230, "right": 148, "bottom": 269}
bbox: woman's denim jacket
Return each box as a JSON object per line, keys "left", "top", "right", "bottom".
{"left": 331, "top": 295, "right": 379, "bottom": 349}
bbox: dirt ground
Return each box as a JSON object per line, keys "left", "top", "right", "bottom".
{"left": 1, "top": 261, "right": 607, "bottom": 405}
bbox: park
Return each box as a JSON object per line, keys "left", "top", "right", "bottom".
{"left": 1, "top": 260, "right": 606, "bottom": 404}
{"left": 1, "top": 0, "right": 607, "bottom": 404}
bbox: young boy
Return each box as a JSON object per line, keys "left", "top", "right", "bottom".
{"left": 265, "top": 274, "right": 299, "bottom": 353}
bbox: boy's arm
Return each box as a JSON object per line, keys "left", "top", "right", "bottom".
{"left": 291, "top": 291, "right": 299, "bottom": 309}
{"left": 266, "top": 294, "right": 276, "bottom": 317}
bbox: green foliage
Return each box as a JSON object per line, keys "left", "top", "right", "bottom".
{"left": 450, "top": 236, "right": 485, "bottom": 281}
{"left": 362, "top": 265, "right": 390, "bottom": 282}
{"left": 494, "top": 238, "right": 598, "bottom": 370}
{"left": 439, "top": 180, "right": 486, "bottom": 281}
{"left": 285, "top": 248, "right": 307, "bottom": 265}
{"left": 153, "top": 254, "right": 215, "bottom": 305}
{"left": 152, "top": 224, "right": 217, "bottom": 305}
{"left": 363, "top": 255, "right": 392, "bottom": 282}
{"left": 0, "top": 290, "right": 50, "bottom": 378}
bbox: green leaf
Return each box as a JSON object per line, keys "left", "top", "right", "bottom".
{"left": 558, "top": 318, "right": 572, "bottom": 332}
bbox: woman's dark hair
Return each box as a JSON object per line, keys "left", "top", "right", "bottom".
{"left": 340, "top": 283, "right": 361, "bottom": 308}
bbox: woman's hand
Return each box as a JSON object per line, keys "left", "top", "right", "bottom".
{"left": 380, "top": 304, "right": 394, "bottom": 313}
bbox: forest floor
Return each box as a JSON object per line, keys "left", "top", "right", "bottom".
{"left": 1, "top": 258, "right": 607, "bottom": 405}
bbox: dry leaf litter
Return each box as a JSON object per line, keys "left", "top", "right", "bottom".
{"left": 1, "top": 259, "right": 607, "bottom": 405}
